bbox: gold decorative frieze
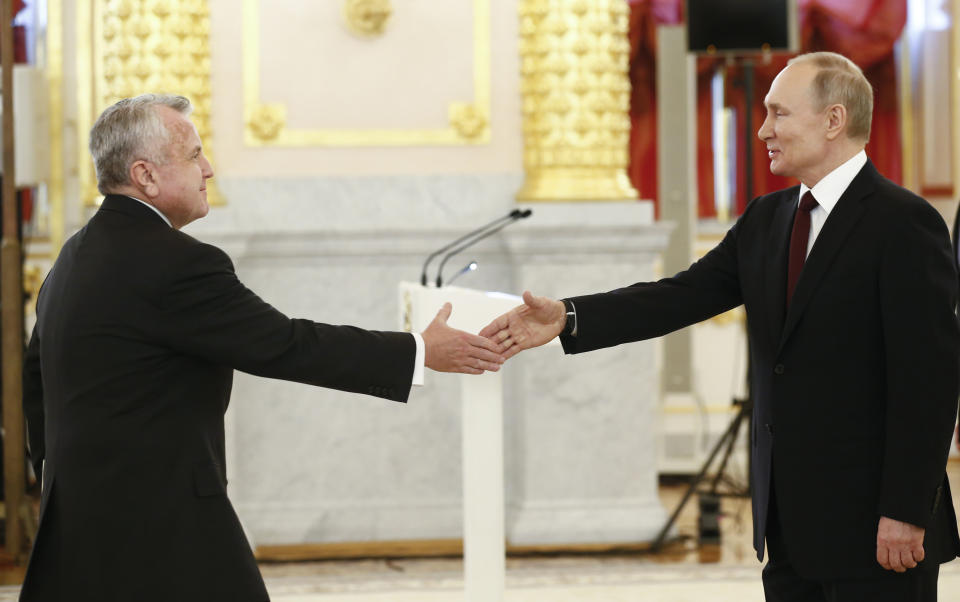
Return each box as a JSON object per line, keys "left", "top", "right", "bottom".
{"left": 343, "top": 0, "right": 393, "bottom": 37}
{"left": 243, "top": 0, "right": 490, "bottom": 146}
{"left": 516, "top": 0, "right": 639, "bottom": 201}
{"left": 86, "top": 0, "right": 223, "bottom": 206}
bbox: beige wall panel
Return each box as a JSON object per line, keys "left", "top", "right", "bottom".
{"left": 259, "top": 1, "right": 474, "bottom": 130}
{"left": 209, "top": 0, "right": 522, "bottom": 177}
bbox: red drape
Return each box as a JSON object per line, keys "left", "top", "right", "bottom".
{"left": 3, "top": 1, "right": 28, "bottom": 63}
{"left": 627, "top": 0, "right": 906, "bottom": 217}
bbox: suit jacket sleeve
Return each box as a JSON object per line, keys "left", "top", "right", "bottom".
{"left": 560, "top": 201, "right": 750, "bottom": 354}
{"left": 23, "top": 326, "right": 44, "bottom": 482}
{"left": 877, "top": 200, "right": 960, "bottom": 527}
{"left": 149, "top": 240, "right": 416, "bottom": 402}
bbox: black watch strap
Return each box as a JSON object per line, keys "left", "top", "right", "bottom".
{"left": 560, "top": 298, "right": 577, "bottom": 336}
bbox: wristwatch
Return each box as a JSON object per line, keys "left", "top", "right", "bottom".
{"left": 560, "top": 298, "right": 577, "bottom": 337}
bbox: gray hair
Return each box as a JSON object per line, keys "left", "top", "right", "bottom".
{"left": 787, "top": 52, "right": 873, "bottom": 142}
{"left": 89, "top": 94, "right": 193, "bottom": 194}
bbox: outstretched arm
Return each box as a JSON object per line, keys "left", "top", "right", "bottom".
{"left": 423, "top": 303, "right": 505, "bottom": 374}
{"left": 479, "top": 291, "right": 566, "bottom": 360}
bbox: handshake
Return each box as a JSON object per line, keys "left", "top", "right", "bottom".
{"left": 421, "top": 291, "right": 564, "bottom": 375}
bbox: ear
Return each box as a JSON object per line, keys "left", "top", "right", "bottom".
{"left": 824, "top": 104, "right": 847, "bottom": 141}
{"left": 129, "top": 160, "right": 160, "bottom": 198}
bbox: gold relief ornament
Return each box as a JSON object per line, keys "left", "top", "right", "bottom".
{"left": 449, "top": 103, "right": 487, "bottom": 140}
{"left": 91, "top": 0, "right": 224, "bottom": 206}
{"left": 247, "top": 104, "right": 286, "bottom": 142}
{"left": 343, "top": 0, "right": 393, "bottom": 37}
{"left": 516, "top": 0, "right": 639, "bottom": 201}
{"left": 402, "top": 291, "right": 412, "bottom": 333}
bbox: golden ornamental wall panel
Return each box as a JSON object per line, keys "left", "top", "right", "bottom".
{"left": 517, "top": 0, "right": 639, "bottom": 201}
{"left": 80, "top": 0, "right": 223, "bottom": 206}
{"left": 242, "top": 0, "right": 491, "bottom": 147}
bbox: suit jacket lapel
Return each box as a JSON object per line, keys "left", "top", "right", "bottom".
{"left": 777, "top": 161, "right": 877, "bottom": 353}
{"left": 764, "top": 190, "right": 798, "bottom": 340}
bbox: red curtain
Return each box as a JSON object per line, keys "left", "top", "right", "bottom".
{"left": 627, "top": 0, "right": 906, "bottom": 217}
{"left": 3, "top": 1, "right": 29, "bottom": 63}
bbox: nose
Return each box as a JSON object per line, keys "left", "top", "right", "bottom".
{"left": 201, "top": 153, "right": 214, "bottom": 179}
{"left": 758, "top": 114, "right": 772, "bottom": 141}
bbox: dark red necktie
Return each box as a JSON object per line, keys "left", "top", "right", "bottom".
{"left": 786, "top": 191, "right": 818, "bottom": 307}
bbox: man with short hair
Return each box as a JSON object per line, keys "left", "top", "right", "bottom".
{"left": 483, "top": 52, "right": 960, "bottom": 601}
{"left": 21, "top": 94, "right": 504, "bottom": 601}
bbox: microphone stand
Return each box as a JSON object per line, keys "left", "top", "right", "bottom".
{"left": 420, "top": 210, "right": 521, "bottom": 286}
{"left": 435, "top": 210, "right": 532, "bottom": 287}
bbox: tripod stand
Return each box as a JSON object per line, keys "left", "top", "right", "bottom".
{"left": 650, "top": 57, "right": 761, "bottom": 554}
{"left": 650, "top": 395, "right": 752, "bottom": 552}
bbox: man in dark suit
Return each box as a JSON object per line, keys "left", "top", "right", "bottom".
{"left": 483, "top": 52, "right": 960, "bottom": 601}
{"left": 21, "top": 94, "right": 504, "bottom": 601}
{"left": 952, "top": 204, "right": 960, "bottom": 455}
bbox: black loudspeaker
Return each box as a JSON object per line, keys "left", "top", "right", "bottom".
{"left": 687, "top": 0, "right": 797, "bottom": 54}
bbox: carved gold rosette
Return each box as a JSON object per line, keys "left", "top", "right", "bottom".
{"left": 516, "top": 0, "right": 639, "bottom": 201}
{"left": 342, "top": 0, "right": 393, "bottom": 37}
{"left": 98, "top": 0, "right": 223, "bottom": 205}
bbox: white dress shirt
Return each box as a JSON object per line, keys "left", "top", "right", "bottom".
{"left": 796, "top": 150, "right": 867, "bottom": 258}
{"left": 123, "top": 196, "right": 426, "bottom": 385}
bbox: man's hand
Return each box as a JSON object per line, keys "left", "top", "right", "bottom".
{"left": 876, "top": 516, "right": 925, "bottom": 572}
{"left": 478, "top": 291, "right": 565, "bottom": 360}
{"left": 422, "top": 303, "right": 505, "bottom": 375}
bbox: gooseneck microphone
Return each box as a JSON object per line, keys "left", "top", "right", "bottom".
{"left": 420, "top": 209, "right": 523, "bottom": 286}
{"left": 435, "top": 209, "right": 532, "bottom": 287}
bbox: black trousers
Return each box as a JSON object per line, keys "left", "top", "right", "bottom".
{"left": 763, "top": 490, "right": 939, "bottom": 602}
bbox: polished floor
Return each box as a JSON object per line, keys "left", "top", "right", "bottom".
{"left": 244, "top": 460, "right": 960, "bottom": 601}
{"left": 0, "top": 461, "right": 957, "bottom": 601}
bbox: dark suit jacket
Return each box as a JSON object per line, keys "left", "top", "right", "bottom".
{"left": 953, "top": 201, "right": 960, "bottom": 291}
{"left": 21, "top": 195, "right": 416, "bottom": 601}
{"left": 561, "top": 161, "right": 960, "bottom": 579}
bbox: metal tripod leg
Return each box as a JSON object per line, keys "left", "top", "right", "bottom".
{"left": 708, "top": 407, "right": 747, "bottom": 494}
{"left": 650, "top": 402, "right": 749, "bottom": 552}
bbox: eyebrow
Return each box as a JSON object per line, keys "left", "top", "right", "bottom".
{"left": 765, "top": 102, "right": 785, "bottom": 112}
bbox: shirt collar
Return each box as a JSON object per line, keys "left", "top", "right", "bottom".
{"left": 124, "top": 195, "right": 172, "bottom": 227}
{"left": 797, "top": 150, "right": 867, "bottom": 216}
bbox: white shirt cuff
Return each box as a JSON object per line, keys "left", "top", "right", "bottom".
{"left": 411, "top": 332, "right": 426, "bottom": 386}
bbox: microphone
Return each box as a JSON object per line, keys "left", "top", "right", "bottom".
{"left": 435, "top": 209, "right": 532, "bottom": 287}
{"left": 420, "top": 209, "right": 522, "bottom": 286}
{"left": 447, "top": 260, "right": 478, "bottom": 285}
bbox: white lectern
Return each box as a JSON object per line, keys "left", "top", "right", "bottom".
{"left": 399, "top": 282, "right": 558, "bottom": 602}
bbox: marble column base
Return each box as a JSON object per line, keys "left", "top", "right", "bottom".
{"left": 507, "top": 497, "right": 668, "bottom": 545}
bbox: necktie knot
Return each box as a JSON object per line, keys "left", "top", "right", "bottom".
{"left": 799, "top": 191, "right": 818, "bottom": 213}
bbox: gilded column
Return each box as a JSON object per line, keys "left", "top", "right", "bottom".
{"left": 517, "top": 0, "right": 638, "bottom": 201}
{"left": 96, "top": 0, "right": 223, "bottom": 204}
